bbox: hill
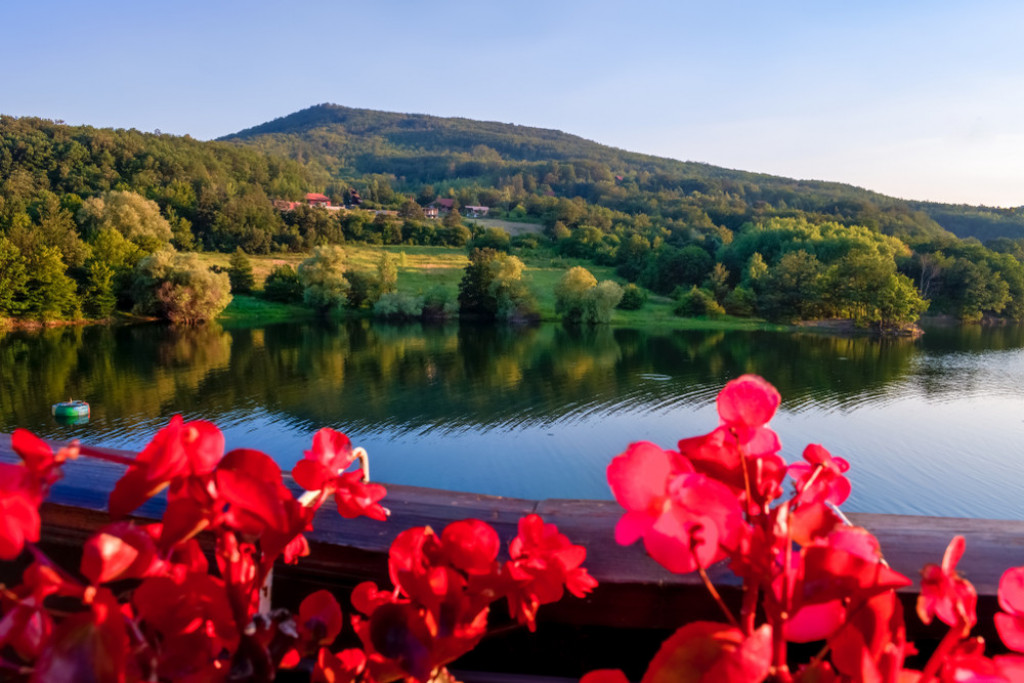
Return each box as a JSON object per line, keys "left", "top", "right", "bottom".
{"left": 221, "top": 103, "right": 1022, "bottom": 243}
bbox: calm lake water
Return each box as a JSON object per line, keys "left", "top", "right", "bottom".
{"left": 2, "top": 320, "right": 1024, "bottom": 520}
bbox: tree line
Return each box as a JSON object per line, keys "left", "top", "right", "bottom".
{"left": 4, "top": 114, "right": 1024, "bottom": 328}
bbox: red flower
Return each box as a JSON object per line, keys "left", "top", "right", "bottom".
{"left": 80, "top": 521, "right": 166, "bottom": 584}
{"left": 293, "top": 428, "right": 389, "bottom": 522}
{"left": 717, "top": 374, "right": 781, "bottom": 428}
{"left": 313, "top": 647, "right": 367, "bottom": 683}
{"left": 504, "top": 514, "right": 597, "bottom": 631}
{"left": 642, "top": 622, "right": 773, "bottom": 683}
{"left": 108, "top": 415, "right": 223, "bottom": 518}
{"left": 133, "top": 572, "right": 240, "bottom": 679}
{"left": 789, "top": 444, "right": 851, "bottom": 507}
{"left": 12, "top": 428, "right": 76, "bottom": 486}
{"left": 608, "top": 441, "right": 745, "bottom": 574}
{"left": 917, "top": 535, "right": 978, "bottom": 634}
{"left": 996, "top": 566, "right": 1024, "bottom": 652}
{"left": 0, "top": 463, "right": 43, "bottom": 560}
{"left": 31, "top": 588, "right": 128, "bottom": 683}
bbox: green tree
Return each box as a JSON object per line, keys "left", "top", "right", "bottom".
{"left": 83, "top": 261, "right": 117, "bottom": 319}
{"left": 0, "top": 236, "right": 28, "bottom": 317}
{"left": 443, "top": 204, "right": 463, "bottom": 229}
{"left": 457, "top": 248, "right": 536, "bottom": 321}
{"left": 298, "top": 245, "right": 350, "bottom": 313}
{"left": 131, "top": 249, "right": 232, "bottom": 324}
{"left": 555, "top": 267, "right": 598, "bottom": 322}
{"left": 262, "top": 264, "right": 303, "bottom": 303}
{"left": 377, "top": 252, "right": 398, "bottom": 295}
{"left": 22, "top": 246, "right": 80, "bottom": 321}
{"left": 79, "top": 191, "right": 173, "bottom": 252}
{"left": 228, "top": 247, "right": 255, "bottom": 294}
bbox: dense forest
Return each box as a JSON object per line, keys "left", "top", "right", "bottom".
{"left": 3, "top": 106, "right": 1024, "bottom": 327}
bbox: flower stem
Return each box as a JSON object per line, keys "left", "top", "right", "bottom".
{"left": 77, "top": 444, "right": 138, "bottom": 467}
{"left": 697, "top": 563, "right": 739, "bottom": 629}
{"left": 918, "top": 625, "right": 964, "bottom": 682}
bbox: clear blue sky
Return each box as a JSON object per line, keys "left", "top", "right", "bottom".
{"left": 3, "top": 0, "right": 1023, "bottom": 206}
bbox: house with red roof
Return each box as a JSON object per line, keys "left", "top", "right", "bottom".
{"left": 306, "top": 192, "right": 332, "bottom": 208}
{"left": 430, "top": 198, "right": 455, "bottom": 214}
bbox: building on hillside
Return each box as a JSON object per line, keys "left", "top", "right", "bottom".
{"left": 423, "top": 206, "right": 439, "bottom": 219}
{"left": 273, "top": 199, "right": 298, "bottom": 211}
{"left": 463, "top": 205, "right": 490, "bottom": 218}
{"left": 431, "top": 198, "right": 455, "bottom": 214}
{"left": 306, "top": 192, "right": 332, "bottom": 208}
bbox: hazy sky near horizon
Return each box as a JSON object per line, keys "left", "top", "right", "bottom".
{"left": 3, "top": 0, "right": 1023, "bottom": 207}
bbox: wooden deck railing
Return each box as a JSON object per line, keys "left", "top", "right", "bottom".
{"left": 3, "top": 432, "right": 1024, "bottom": 676}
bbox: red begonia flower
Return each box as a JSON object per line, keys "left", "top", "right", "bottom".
{"left": 298, "top": 590, "right": 344, "bottom": 647}
{"left": 313, "top": 647, "right": 367, "bottom": 683}
{"left": 80, "top": 521, "right": 165, "bottom": 584}
{"left": 505, "top": 514, "right": 597, "bottom": 631}
{"left": 213, "top": 448, "right": 289, "bottom": 535}
{"left": 827, "top": 590, "right": 911, "bottom": 680}
{"left": 133, "top": 573, "right": 240, "bottom": 679}
{"left": 108, "top": 415, "right": 224, "bottom": 518}
{"left": 388, "top": 526, "right": 451, "bottom": 608}
{"left": 31, "top": 588, "right": 127, "bottom": 683}
{"left": 442, "top": 518, "right": 501, "bottom": 576}
{"left": 12, "top": 428, "right": 76, "bottom": 487}
{"left": 581, "top": 670, "right": 631, "bottom": 683}
{"left": 333, "top": 470, "right": 388, "bottom": 521}
{"left": 717, "top": 374, "right": 781, "bottom": 429}
{"left": 917, "top": 535, "right": 978, "bottom": 633}
{"left": 799, "top": 527, "right": 912, "bottom": 607}
{"left": 609, "top": 442, "right": 745, "bottom": 574}
{"left": 641, "top": 621, "right": 772, "bottom": 683}
{"left": 789, "top": 444, "right": 851, "bottom": 507}
{"left": 996, "top": 566, "right": 1024, "bottom": 652}
{"left": 0, "top": 463, "right": 42, "bottom": 560}
{"left": 293, "top": 428, "right": 389, "bottom": 522}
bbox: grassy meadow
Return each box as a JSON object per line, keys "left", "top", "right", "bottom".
{"left": 204, "top": 245, "right": 781, "bottom": 331}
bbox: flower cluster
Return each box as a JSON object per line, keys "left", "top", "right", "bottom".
{"left": 314, "top": 514, "right": 596, "bottom": 683}
{"left": 0, "top": 419, "right": 594, "bottom": 682}
{"left": 589, "top": 374, "right": 1024, "bottom": 682}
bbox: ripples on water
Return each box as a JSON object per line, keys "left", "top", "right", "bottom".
{"left": 4, "top": 321, "right": 1024, "bottom": 519}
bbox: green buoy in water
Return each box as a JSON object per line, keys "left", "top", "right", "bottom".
{"left": 52, "top": 399, "right": 90, "bottom": 425}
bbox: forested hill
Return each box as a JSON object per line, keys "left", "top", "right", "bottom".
{"left": 221, "top": 103, "right": 1021, "bottom": 242}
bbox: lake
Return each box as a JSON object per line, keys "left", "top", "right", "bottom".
{"left": 2, "top": 320, "right": 1024, "bottom": 520}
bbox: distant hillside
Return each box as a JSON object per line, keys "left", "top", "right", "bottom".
{"left": 221, "top": 103, "right": 1021, "bottom": 243}
{"left": 0, "top": 116, "right": 325, "bottom": 252}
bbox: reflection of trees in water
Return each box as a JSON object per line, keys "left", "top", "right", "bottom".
{"left": 5, "top": 320, "right": 1017, "bottom": 436}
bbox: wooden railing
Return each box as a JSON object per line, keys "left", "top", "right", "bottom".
{"left": 4, "top": 433, "right": 1024, "bottom": 676}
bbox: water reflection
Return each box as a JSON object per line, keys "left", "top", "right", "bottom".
{"left": 2, "top": 320, "right": 1024, "bottom": 518}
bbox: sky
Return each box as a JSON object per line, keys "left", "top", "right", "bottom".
{"left": 3, "top": 0, "right": 1024, "bottom": 207}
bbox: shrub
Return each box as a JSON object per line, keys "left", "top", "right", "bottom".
{"left": 373, "top": 291, "right": 424, "bottom": 319}
{"left": 675, "top": 285, "right": 725, "bottom": 317}
{"left": 724, "top": 284, "right": 757, "bottom": 317}
{"left": 422, "top": 285, "right": 457, "bottom": 320}
{"left": 131, "top": 248, "right": 231, "bottom": 324}
{"left": 555, "top": 266, "right": 624, "bottom": 324}
{"left": 616, "top": 283, "right": 647, "bottom": 310}
{"left": 262, "top": 264, "right": 303, "bottom": 303}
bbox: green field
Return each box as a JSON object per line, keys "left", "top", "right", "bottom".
{"left": 205, "top": 245, "right": 781, "bottom": 331}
